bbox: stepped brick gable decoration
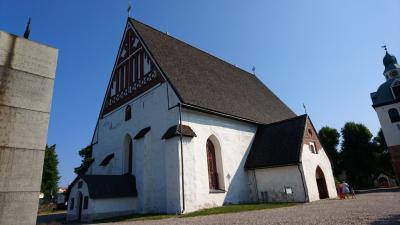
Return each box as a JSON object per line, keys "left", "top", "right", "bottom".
{"left": 101, "top": 25, "right": 164, "bottom": 116}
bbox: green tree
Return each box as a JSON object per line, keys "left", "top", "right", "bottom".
{"left": 74, "top": 145, "right": 93, "bottom": 175}
{"left": 318, "top": 126, "right": 341, "bottom": 176}
{"left": 41, "top": 144, "right": 60, "bottom": 199}
{"left": 340, "top": 122, "right": 375, "bottom": 189}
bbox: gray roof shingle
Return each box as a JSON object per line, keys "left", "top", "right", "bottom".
{"left": 67, "top": 174, "right": 138, "bottom": 199}
{"left": 129, "top": 18, "right": 295, "bottom": 124}
{"left": 244, "top": 115, "right": 307, "bottom": 169}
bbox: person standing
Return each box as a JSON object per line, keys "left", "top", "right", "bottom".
{"left": 342, "top": 181, "right": 350, "bottom": 199}
{"left": 337, "top": 182, "right": 345, "bottom": 200}
{"left": 350, "top": 186, "right": 356, "bottom": 199}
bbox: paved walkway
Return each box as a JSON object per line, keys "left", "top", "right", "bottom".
{"left": 37, "top": 188, "right": 400, "bottom": 225}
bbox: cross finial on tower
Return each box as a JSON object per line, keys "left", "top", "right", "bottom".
{"left": 128, "top": 1, "right": 132, "bottom": 17}
{"left": 23, "top": 17, "right": 31, "bottom": 39}
{"left": 302, "top": 103, "right": 307, "bottom": 114}
{"left": 382, "top": 44, "right": 388, "bottom": 53}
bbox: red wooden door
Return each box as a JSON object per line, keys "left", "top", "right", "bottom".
{"left": 206, "top": 140, "right": 219, "bottom": 190}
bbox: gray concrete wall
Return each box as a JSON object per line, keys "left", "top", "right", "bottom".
{"left": 0, "top": 30, "right": 58, "bottom": 225}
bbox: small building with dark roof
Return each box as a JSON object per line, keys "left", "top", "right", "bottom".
{"left": 67, "top": 17, "right": 336, "bottom": 222}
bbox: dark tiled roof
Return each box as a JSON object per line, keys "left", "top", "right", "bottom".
{"left": 134, "top": 126, "right": 151, "bottom": 139}
{"left": 99, "top": 153, "right": 114, "bottom": 166}
{"left": 129, "top": 18, "right": 295, "bottom": 124}
{"left": 83, "top": 174, "right": 137, "bottom": 199}
{"left": 244, "top": 115, "right": 307, "bottom": 169}
{"left": 162, "top": 124, "right": 196, "bottom": 139}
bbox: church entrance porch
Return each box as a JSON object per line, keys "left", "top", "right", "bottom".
{"left": 316, "top": 166, "right": 329, "bottom": 199}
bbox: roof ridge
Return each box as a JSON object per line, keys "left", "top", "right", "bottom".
{"left": 129, "top": 18, "right": 258, "bottom": 78}
{"left": 261, "top": 114, "right": 307, "bottom": 127}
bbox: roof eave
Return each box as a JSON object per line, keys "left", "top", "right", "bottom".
{"left": 245, "top": 162, "right": 300, "bottom": 170}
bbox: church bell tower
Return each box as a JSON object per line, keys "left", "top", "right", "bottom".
{"left": 370, "top": 48, "right": 400, "bottom": 181}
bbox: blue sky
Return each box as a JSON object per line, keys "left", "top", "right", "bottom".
{"left": 1, "top": 0, "right": 399, "bottom": 186}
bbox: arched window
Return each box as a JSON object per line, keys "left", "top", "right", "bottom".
{"left": 392, "top": 80, "right": 400, "bottom": 99}
{"left": 124, "top": 135, "right": 133, "bottom": 174}
{"left": 206, "top": 137, "right": 224, "bottom": 191}
{"left": 388, "top": 108, "right": 400, "bottom": 123}
{"left": 125, "top": 105, "right": 132, "bottom": 121}
{"left": 206, "top": 140, "right": 219, "bottom": 190}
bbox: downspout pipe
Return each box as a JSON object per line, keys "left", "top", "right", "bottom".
{"left": 178, "top": 103, "right": 185, "bottom": 213}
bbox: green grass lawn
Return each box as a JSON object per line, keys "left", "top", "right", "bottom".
{"left": 92, "top": 202, "right": 296, "bottom": 223}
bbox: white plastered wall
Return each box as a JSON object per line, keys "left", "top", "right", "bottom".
{"left": 250, "top": 165, "right": 307, "bottom": 202}
{"left": 375, "top": 102, "right": 400, "bottom": 147}
{"left": 66, "top": 179, "right": 91, "bottom": 221}
{"left": 180, "top": 109, "right": 257, "bottom": 212}
{"left": 300, "top": 144, "right": 337, "bottom": 202}
{"left": 88, "top": 82, "right": 181, "bottom": 214}
{"left": 66, "top": 178, "right": 137, "bottom": 222}
{"left": 90, "top": 197, "right": 137, "bottom": 220}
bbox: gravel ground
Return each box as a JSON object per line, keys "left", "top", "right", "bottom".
{"left": 94, "top": 189, "right": 400, "bottom": 225}
{"left": 37, "top": 188, "right": 400, "bottom": 225}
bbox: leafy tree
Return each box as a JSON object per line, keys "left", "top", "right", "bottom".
{"left": 340, "top": 122, "right": 375, "bottom": 189}
{"left": 74, "top": 145, "right": 93, "bottom": 175}
{"left": 318, "top": 126, "right": 341, "bottom": 175}
{"left": 41, "top": 144, "right": 60, "bottom": 199}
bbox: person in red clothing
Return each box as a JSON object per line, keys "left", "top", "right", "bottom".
{"left": 337, "top": 182, "right": 345, "bottom": 200}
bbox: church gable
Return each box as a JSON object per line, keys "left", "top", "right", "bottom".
{"left": 302, "top": 117, "right": 323, "bottom": 152}
{"left": 101, "top": 23, "right": 165, "bottom": 117}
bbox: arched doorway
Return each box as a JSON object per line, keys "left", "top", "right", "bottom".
{"left": 316, "top": 166, "right": 329, "bottom": 199}
{"left": 378, "top": 177, "right": 389, "bottom": 187}
{"left": 77, "top": 192, "right": 83, "bottom": 221}
{"left": 206, "top": 139, "right": 219, "bottom": 190}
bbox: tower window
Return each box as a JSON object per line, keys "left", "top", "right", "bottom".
{"left": 125, "top": 105, "right": 132, "bottom": 121}
{"left": 388, "top": 108, "right": 400, "bottom": 123}
{"left": 392, "top": 80, "right": 400, "bottom": 99}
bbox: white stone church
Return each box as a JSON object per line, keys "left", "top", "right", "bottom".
{"left": 66, "top": 18, "right": 337, "bottom": 222}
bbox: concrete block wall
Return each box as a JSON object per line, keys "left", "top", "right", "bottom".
{"left": 0, "top": 31, "right": 58, "bottom": 225}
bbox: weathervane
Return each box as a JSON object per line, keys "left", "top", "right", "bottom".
{"left": 303, "top": 103, "right": 307, "bottom": 114}
{"left": 381, "top": 44, "right": 388, "bottom": 52}
{"left": 128, "top": 1, "right": 132, "bottom": 17}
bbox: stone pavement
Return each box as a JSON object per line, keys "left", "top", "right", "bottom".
{"left": 37, "top": 188, "right": 400, "bottom": 225}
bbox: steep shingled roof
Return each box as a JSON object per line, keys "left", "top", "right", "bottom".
{"left": 129, "top": 18, "right": 295, "bottom": 124}
{"left": 67, "top": 174, "right": 138, "bottom": 200}
{"left": 244, "top": 115, "right": 307, "bottom": 169}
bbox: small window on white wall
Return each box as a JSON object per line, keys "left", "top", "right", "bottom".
{"left": 309, "top": 142, "right": 317, "bottom": 154}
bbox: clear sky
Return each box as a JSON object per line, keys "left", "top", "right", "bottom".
{"left": 1, "top": 0, "right": 399, "bottom": 187}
